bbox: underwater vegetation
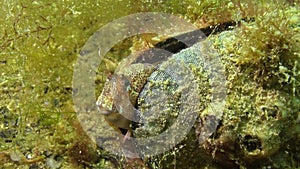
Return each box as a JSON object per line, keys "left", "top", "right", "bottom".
{"left": 0, "top": 0, "right": 299, "bottom": 168}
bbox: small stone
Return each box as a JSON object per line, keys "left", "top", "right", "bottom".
{"left": 46, "top": 157, "right": 61, "bottom": 169}
{"left": 10, "top": 150, "right": 23, "bottom": 162}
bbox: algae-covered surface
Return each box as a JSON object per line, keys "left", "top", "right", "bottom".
{"left": 0, "top": 0, "right": 299, "bottom": 168}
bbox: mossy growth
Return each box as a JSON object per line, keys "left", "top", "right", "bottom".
{"left": 221, "top": 4, "right": 300, "bottom": 95}
{"left": 0, "top": 0, "right": 138, "bottom": 168}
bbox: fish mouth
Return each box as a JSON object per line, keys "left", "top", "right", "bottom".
{"left": 96, "top": 102, "right": 111, "bottom": 115}
{"left": 97, "top": 107, "right": 111, "bottom": 115}
{"left": 96, "top": 99, "right": 110, "bottom": 115}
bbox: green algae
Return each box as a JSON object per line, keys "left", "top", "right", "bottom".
{"left": 0, "top": 0, "right": 136, "bottom": 168}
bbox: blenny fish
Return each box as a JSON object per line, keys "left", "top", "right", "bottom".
{"left": 96, "top": 20, "right": 237, "bottom": 135}
{"left": 96, "top": 20, "right": 237, "bottom": 167}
